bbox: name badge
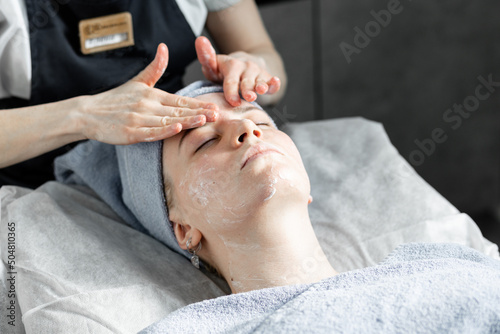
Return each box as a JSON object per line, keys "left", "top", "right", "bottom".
{"left": 79, "top": 12, "right": 134, "bottom": 55}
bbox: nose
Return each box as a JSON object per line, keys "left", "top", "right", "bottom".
{"left": 232, "top": 119, "right": 262, "bottom": 146}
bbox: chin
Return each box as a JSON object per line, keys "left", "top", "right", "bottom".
{"left": 242, "top": 156, "right": 310, "bottom": 206}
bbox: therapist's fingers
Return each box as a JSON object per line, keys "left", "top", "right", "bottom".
{"left": 239, "top": 62, "right": 263, "bottom": 102}
{"left": 223, "top": 74, "right": 244, "bottom": 107}
{"left": 255, "top": 75, "right": 281, "bottom": 95}
{"left": 266, "top": 76, "right": 281, "bottom": 95}
{"left": 128, "top": 123, "right": 183, "bottom": 143}
{"left": 132, "top": 43, "right": 169, "bottom": 87}
{"left": 130, "top": 43, "right": 220, "bottom": 115}
{"left": 195, "top": 36, "right": 220, "bottom": 82}
{"left": 154, "top": 88, "right": 218, "bottom": 114}
{"left": 156, "top": 107, "right": 218, "bottom": 123}
{"left": 255, "top": 74, "right": 270, "bottom": 95}
{"left": 138, "top": 114, "right": 207, "bottom": 129}
{"left": 240, "top": 78, "right": 258, "bottom": 102}
{"left": 127, "top": 114, "right": 209, "bottom": 143}
{"left": 217, "top": 56, "right": 246, "bottom": 106}
{"left": 195, "top": 37, "right": 282, "bottom": 105}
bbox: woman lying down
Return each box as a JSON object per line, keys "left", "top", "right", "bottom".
{"left": 55, "top": 81, "right": 500, "bottom": 333}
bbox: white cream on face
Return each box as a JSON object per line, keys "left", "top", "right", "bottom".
{"left": 176, "top": 150, "right": 305, "bottom": 292}
{"left": 178, "top": 153, "right": 281, "bottom": 231}
{"left": 164, "top": 94, "right": 315, "bottom": 292}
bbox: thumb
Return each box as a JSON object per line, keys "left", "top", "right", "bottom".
{"left": 195, "top": 36, "right": 220, "bottom": 82}
{"left": 132, "top": 43, "right": 169, "bottom": 87}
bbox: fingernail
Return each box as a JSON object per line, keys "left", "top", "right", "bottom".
{"left": 257, "top": 84, "right": 268, "bottom": 94}
{"left": 244, "top": 92, "right": 257, "bottom": 101}
{"left": 192, "top": 116, "right": 205, "bottom": 127}
{"left": 206, "top": 104, "right": 218, "bottom": 110}
{"left": 206, "top": 110, "right": 217, "bottom": 119}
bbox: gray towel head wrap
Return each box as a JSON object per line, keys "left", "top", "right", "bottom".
{"left": 55, "top": 80, "right": 266, "bottom": 265}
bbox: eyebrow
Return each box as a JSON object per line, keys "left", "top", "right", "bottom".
{"left": 234, "top": 105, "right": 263, "bottom": 114}
{"left": 177, "top": 105, "right": 266, "bottom": 152}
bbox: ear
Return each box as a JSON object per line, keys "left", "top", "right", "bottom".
{"left": 308, "top": 195, "right": 313, "bottom": 205}
{"left": 173, "top": 221, "right": 203, "bottom": 250}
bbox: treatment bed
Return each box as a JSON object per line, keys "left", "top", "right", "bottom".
{"left": 1, "top": 117, "right": 498, "bottom": 333}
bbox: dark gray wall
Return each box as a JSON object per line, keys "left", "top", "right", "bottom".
{"left": 185, "top": 0, "right": 500, "bottom": 238}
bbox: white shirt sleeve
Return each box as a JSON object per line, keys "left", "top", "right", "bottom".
{"left": 204, "top": 0, "right": 242, "bottom": 12}
{"left": 175, "top": 0, "right": 242, "bottom": 37}
{"left": 175, "top": 0, "right": 208, "bottom": 36}
{"left": 0, "top": 0, "right": 31, "bottom": 100}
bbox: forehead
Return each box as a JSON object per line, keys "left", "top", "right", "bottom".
{"left": 196, "top": 92, "right": 230, "bottom": 107}
{"left": 197, "top": 93, "right": 264, "bottom": 114}
{"left": 196, "top": 93, "right": 272, "bottom": 124}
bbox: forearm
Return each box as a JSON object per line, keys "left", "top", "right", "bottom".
{"left": 0, "top": 97, "right": 85, "bottom": 168}
{"left": 0, "top": 43, "right": 217, "bottom": 169}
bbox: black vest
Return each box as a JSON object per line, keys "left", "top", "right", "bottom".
{"left": 0, "top": 0, "right": 197, "bottom": 188}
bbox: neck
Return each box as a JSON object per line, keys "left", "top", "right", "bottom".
{"left": 214, "top": 204, "right": 337, "bottom": 294}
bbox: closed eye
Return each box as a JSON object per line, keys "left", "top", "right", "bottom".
{"left": 195, "top": 138, "right": 217, "bottom": 153}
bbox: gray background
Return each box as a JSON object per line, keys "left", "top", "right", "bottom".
{"left": 185, "top": 0, "right": 500, "bottom": 244}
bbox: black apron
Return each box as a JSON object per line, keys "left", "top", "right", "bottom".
{"left": 0, "top": 0, "right": 197, "bottom": 188}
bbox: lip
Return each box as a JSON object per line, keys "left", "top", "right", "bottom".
{"left": 241, "top": 143, "right": 284, "bottom": 170}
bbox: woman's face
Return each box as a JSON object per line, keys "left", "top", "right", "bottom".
{"left": 162, "top": 93, "right": 310, "bottom": 240}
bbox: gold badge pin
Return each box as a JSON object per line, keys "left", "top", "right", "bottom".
{"left": 79, "top": 12, "right": 134, "bottom": 55}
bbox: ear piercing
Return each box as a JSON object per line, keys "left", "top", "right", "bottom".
{"left": 187, "top": 237, "right": 202, "bottom": 269}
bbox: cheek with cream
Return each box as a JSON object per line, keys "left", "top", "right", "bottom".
{"left": 174, "top": 131, "right": 310, "bottom": 234}
{"left": 176, "top": 153, "right": 279, "bottom": 232}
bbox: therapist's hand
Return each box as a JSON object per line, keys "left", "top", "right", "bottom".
{"left": 195, "top": 36, "right": 281, "bottom": 107}
{"left": 79, "top": 43, "right": 218, "bottom": 144}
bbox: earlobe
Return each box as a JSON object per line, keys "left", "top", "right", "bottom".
{"left": 173, "top": 221, "right": 203, "bottom": 250}
{"left": 308, "top": 195, "right": 313, "bottom": 205}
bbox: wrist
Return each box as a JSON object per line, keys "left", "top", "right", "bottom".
{"left": 63, "top": 95, "right": 91, "bottom": 142}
